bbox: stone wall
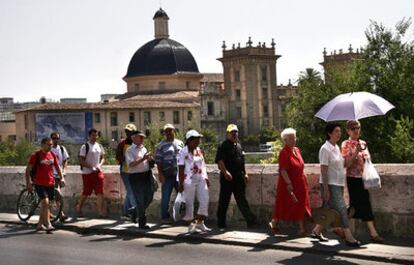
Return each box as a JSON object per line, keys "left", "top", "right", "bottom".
{"left": 1, "top": 164, "right": 413, "bottom": 238}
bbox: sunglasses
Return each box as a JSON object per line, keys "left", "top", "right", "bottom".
{"left": 52, "top": 137, "right": 60, "bottom": 140}
{"left": 350, "top": 127, "right": 360, "bottom": 131}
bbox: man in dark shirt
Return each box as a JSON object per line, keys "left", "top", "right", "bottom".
{"left": 215, "top": 124, "right": 257, "bottom": 229}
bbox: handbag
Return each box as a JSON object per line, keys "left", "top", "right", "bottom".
{"left": 173, "top": 192, "right": 186, "bottom": 221}
{"left": 150, "top": 171, "right": 159, "bottom": 192}
{"left": 362, "top": 159, "right": 381, "bottom": 189}
{"left": 312, "top": 207, "right": 341, "bottom": 228}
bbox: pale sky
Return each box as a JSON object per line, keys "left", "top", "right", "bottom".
{"left": 0, "top": 0, "right": 412, "bottom": 102}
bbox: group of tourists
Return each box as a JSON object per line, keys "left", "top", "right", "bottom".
{"left": 25, "top": 120, "right": 383, "bottom": 247}
{"left": 269, "top": 120, "right": 383, "bottom": 247}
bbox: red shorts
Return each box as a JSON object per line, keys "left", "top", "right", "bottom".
{"left": 82, "top": 172, "right": 104, "bottom": 196}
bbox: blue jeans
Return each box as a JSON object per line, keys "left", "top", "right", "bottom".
{"left": 121, "top": 171, "right": 136, "bottom": 215}
{"left": 161, "top": 174, "right": 178, "bottom": 219}
{"left": 320, "top": 184, "right": 350, "bottom": 228}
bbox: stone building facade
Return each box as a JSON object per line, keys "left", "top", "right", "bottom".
{"left": 218, "top": 38, "right": 282, "bottom": 135}
{"left": 320, "top": 45, "right": 364, "bottom": 83}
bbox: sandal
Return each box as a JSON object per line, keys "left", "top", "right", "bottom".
{"left": 371, "top": 235, "right": 384, "bottom": 243}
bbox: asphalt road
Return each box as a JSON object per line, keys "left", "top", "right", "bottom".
{"left": 0, "top": 224, "right": 396, "bottom": 265}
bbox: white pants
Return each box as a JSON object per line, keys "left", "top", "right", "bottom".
{"left": 182, "top": 174, "right": 209, "bottom": 221}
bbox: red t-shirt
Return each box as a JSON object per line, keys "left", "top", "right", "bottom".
{"left": 29, "top": 150, "right": 59, "bottom": 187}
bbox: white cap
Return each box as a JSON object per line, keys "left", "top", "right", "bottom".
{"left": 185, "top": 129, "right": 203, "bottom": 140}
{"left": 163, "top": 123, "right": 175, "bottom": 131}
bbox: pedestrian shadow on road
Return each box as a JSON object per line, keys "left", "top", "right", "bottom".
{"left": 0, "top": 223, "right": 38, "bottom": 239}
{"left": 276, "top": 251, "right": 359, "bottom": 265}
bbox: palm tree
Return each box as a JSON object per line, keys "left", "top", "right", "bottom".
{"left": 298, "top": 68, "right": 322, "bottom": 85}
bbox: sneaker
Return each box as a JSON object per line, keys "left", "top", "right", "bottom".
{"left": 45, "top": 225, "right": 55, "bottom": 234}
{"left": 36, "top": 224, "right": 47, "bottom": 231}
{"left": 310, "top": 230, "right": 329, "bottom": 242}
{"left": 196, "top": 222, "right": 211, "bottom": 232}
{"left": 188, "top": 222, "right": 197, "bottom": 233}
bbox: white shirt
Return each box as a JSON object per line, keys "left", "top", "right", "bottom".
{"left": 177, "top": 146, "right": 207, "bottom": 184}
{"left": 79, "top": 142, "right": 105, "bottom": 174}
{"left": 51, "top": 145, "right": 69, "bottom": 176}
{"left": 319, "top": 141, "right": 345, "bottom": 186}
{"left": 126, "top": 144, "right": 150, "bottom": 174}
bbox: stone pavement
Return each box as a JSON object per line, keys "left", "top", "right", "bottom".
{"left": 0, "top": 212, "right": 413, "bottom": 264}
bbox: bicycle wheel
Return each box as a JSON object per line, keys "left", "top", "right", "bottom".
{"left": 50, "top": 190, "right": 63, "bottom": 223}
{"left": 16, "top": 189, "right": 38, "bottom": 222}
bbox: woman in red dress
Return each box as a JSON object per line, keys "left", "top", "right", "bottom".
{"left": 269, "top": 128, "right": 311, "bottom": 236}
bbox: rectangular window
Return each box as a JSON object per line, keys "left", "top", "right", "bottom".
{"left": 110, "top": 112, "right": 118, "bottom": 126}
{"left": 236, "top": 89, "right": 241, "bottom": 100}
{"left": 234, "top": 70, "right": 240, "bottom": 82}
{"left": 262, "top": 87, "right": 268, "bottom": 99}
{"left": 129, "top": 112, "right": 135, "bottom": 122}
{"left": 159, "top": 111, "right": 165, "bottom": 122}
{"left": 159, "top": 81, "right": 166, "bottom": 90}
{"left": 94, "top": 113, "right": 101, "bottom": 123}
{"left": 111, "top": 130, "right": 118, "bottom": 141}
{"left": 187, "top": 111, "right": 193, "bottom": 121}
{"left": 263, "top": 105, "right": 269, "bottom": 117}
{"left": 186, "top": 81, "right": 190, "bottom": 89}
{"left": 261, "top": 66, "right": 267, "bottom": 81}
{"left": 173, "top": 111, "right": 180, "bottom": 124}
{"left": 237, "top": 107, "right": 242, "bottom": 118}
{"left": 207, "top": 101, "right": 214, "bottom": 116}
{"left": 144, "top": 111, "right": 151, "bottom": 126}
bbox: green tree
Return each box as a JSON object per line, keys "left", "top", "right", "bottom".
{"left": 259, "top": 127, "right": 280, "bottom": 144}
{"left": 286, "top": 18, "right": 414, "bottom": 163}
{"left": 390, "top": 116, "right": 414, "bottom": 162}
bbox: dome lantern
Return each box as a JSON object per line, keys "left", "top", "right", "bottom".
{"left": 153, "top": 8, "right": 169, "bottom": 39}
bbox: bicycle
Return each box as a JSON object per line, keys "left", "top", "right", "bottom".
{"left": 16, "top": 186, "right": 63, "bottom": 223}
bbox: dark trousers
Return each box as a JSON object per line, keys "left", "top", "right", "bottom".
{"left": 129, "top": 171, "right": 154, "bottom": 226}
{"left": 347, "top": 177, "right": 374, "bottom": 221}
{"left": 217, "top": 176, "right": 256, "bottom": 227}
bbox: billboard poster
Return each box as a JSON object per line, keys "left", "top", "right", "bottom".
{"left": 35, "top": 112, "right": 92, "bottom": 143}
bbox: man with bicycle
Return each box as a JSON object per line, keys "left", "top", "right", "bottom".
{"left": 50, "top": 132, "right": 69, "bottom": 222}
{"left": 25, "top": 137, "right": 65, "bottom": 233}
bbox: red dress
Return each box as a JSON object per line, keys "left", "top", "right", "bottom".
{"left": 272, "top": 146, "right": 311, "bottom": 221}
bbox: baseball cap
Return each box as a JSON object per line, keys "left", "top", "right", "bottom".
{"left": 163, "top": 123, "right": 175, "bottom": 131}
{"left": 226, "top": 124, "right": 239, "bottom": 132}
{"left": 185, "top": 129, "right": 203, "bottom": 140}
{"left": 131, "top": 130, "right": 146, "bottom": 137}
{"left": 125, "top": 123, "right": 137, "bottom": 132}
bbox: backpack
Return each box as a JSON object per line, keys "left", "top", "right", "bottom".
{"left": 78, "top": 142, "right": 89, "bottom": 170}
{"left": 29, "top": 151, "right": 41, "bottom": 179}
{"left": 78, "top": 142, "right": 104, "bottom": 170}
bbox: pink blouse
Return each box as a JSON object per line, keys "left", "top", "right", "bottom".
{"left": 341, "top": 138, "right": 370, "bottom": 178}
